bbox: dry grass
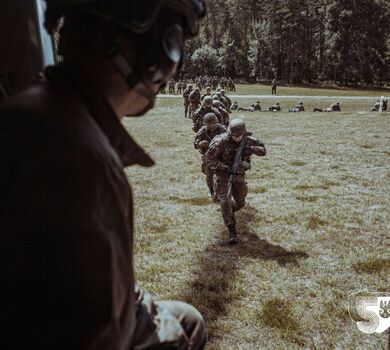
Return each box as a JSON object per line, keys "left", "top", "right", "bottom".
{"left": 124, "top": 92, "right": 390, "bottom": 349}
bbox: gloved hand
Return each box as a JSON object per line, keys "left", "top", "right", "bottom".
{"left": 238, "top": 161, "right": 251, "bottom": 172}
{"left": 243, "top": 146, "right": 254, "bottom": 157}
{"left": 199, "top": 140, "right": 209, "bottom": 149}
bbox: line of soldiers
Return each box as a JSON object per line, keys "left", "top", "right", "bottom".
{"left": 183, "top": 84, "right": 232, "bottom": 120}
{"left": 163, "top": 76, "right": 236, "bottom": 95}
{"left": 184, "top": 86, "right": 267, "bottom": 244}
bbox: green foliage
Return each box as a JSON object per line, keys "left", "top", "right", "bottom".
{"left": 181, "top": 0, "right": 390, "bottom": 84}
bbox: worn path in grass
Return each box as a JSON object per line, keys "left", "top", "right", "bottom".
{"left": 124, "top": 95, "right": 390, "bottom": 349}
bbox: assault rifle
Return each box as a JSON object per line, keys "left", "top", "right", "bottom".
{"left": 227, "top": 136, "right": 247, "bottom": 197}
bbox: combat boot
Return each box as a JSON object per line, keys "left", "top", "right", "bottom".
{"left": 227, "top": 224, "right": 238, "bottom": 245}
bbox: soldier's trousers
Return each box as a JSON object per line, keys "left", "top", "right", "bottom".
{"left": 215, "top": 175, "right": 248, "bottom": 226}
{"left": 189, "top": 102, "right": 199, "bottom": 118}
{"left": 184, "top": 100, "right": 190, "bottom": 117}
{"left": 201, "top": 158, "right": 214, "bottom": 193}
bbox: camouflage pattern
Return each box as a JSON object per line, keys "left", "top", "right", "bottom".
{"left": 289, "top": 102, "right": 305, "bottom": 112}
{"left": 230, "top": 102, "right": 238, "bottom": 111}
{"left": 212, "top": 100, "right": 230, "bottom": 126}
{"left": 183, "top": 85, "right": 193, "bottom": 118}
{"left": 268, "top": 102, "right": 281, "bottom": 112}
{"left": 194, "top": 124, "right": 227, "bottom": 194}
{"left": 314, "top": 102, "right": 341, "bottom": 112}
{"left": 192, "top": 105, "right": 222, "bottom": 132}
{"left": 206, "top": 132, "right": 266, "bottom": 226}
{"left": 189, "top": 88, "right": 201, "bottom": 117}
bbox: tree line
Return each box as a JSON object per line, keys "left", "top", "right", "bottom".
{"left": 180, "top": 0, "right": 390, "bottom": 85}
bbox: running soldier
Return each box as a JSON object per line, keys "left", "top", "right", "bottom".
{"left": 189, "top": 87, "right": 201, "bottom": 117}
{"left": 212, "top": 100, "right": 230, "bottom": 126}
{"left": 289, "top": 102, "right": 305, "bottom": 112}
{"left": 201, "top": 86, "right": 212, "bottom": 101}
{"left": 313, "top": 102, "right": 341, "bottom": 112}
{"left": 183, "top": 83, "right": 193, "bottom": 118}
{"left": 194, "top": 113, "right": 226, "bottom": 198}
{"left": 206, "top": 119, "right": 266, "bottom": 244}
{"left": 220, "top": 89, "right": 232, "bottom": 109}
{"left": 192, "top": 96, "right": 222, "bottom": 132}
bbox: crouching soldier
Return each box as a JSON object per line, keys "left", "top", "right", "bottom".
{"left": 212, "top": 99, "right": 230, "bottom": 127}
{"left": 206, "top": 119, "right": 266, "bottom": 244}
{"left": 194, "top": 113, "right": 227, "bottom": 198}
{"left": 192, "top": 96, "right": 222, "bottom": 132}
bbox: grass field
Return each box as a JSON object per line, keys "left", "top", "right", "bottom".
{"left": 124, "top": 86, "right": 389, "bottom": 350}
{"left": 204, "top": 84, "right": 390, "bottom": 97}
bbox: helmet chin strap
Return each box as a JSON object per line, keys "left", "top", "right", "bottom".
{"left": 111, "top": 52, "right": 156, "bottom": 116}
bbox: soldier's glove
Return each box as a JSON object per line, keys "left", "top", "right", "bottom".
{"left": 243, "top": 146, "right": 255, "bottom": 157}
{"left": 199, "top": 140, "right": 210, "bottom": 149}
{"left": 238, "top": 161, "right": 251, "bottom": 172}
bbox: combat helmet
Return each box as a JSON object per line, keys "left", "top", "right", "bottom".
{"left": 212, "top": 100, "right": 221, "bottom": 108}
{"left": 228, "top": 119, "right": 246, "bottom": 136}
{"left": 203, "top": 96, "right": 213, "bottom": 107}
{"left": 203, "top": 113, "right": 218, "bottom": 126}
{"left": 44, "top": 0, "right": 206, "bottom": 39}
{"left": 44, "top": 0, "right": 206, "bottom": 115}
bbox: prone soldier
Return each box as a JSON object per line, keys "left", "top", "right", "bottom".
{"left": 192, "top": 96, "right": 222, "bottom": 132}
{"left": 289, "top": 102, "right": 305, "bottom": 112}
{"left": 238, "top": 101, "right": 261, "bottom": 112}
{"left": 230, "top": 101, "right": 239, "bottom": 110}
{"left": 268, "top": 102, "right": 281, "bottom": 112}
{"left": 371, "top": 98, "right": 388, "bottom": 111}
{"left": 194, "top": 113, "right": 227, "bottom": 198}
{"left": 183, "top": 83, "right": 193, "bottom": 118}
{"left": 206, "top": 119, "right": 266, "bottom": 244}
{"left": 313, "top": 102, "right": 341, "bottom": 112}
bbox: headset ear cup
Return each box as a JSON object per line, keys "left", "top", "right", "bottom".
{"left": 139, "top": 21, "right": 183, "bottom": 85}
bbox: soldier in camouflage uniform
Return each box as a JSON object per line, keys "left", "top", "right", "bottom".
{"left": 268, "top": 102, "right": 281, "bottom": 112}
{"left": 201, "top": 86, "right": 212, "bottom": 101}
{"left": 206, "top": 119, "right": 266, "bottom": 244}
{"left": 194, "top": 113, "right": 226, "bottom": 198}
{"left": 230, "top": 101, "right": 239, "bottom": 111}
{"left": 289, "top": 102, "right": 305, "bottom": 112}
{"left": 371, "top": 98, "right": 388, "bottom": 111}
{"left": 212, "top": 99, "right": 230, "bottom": 126}
{"left": 183, "top": 83, "right": 193, "bottom": 118}
{"left": 238, "top": 101, "right": 261, "bottom": 112}
{"left": 189, "top": 87, "right": 201, "bottom": 117}
{"left": 313, "top": 102, "right": 341, "bottom": 112}
{"left": 220, "top": 89, "right": 232, "bottom": 108}
{"left": 192, "top": 96, "right": 222, "bottom": 132}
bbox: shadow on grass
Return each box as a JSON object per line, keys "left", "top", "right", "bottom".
{"left": 181, "top": 205, "right": 309, "bottom": 341}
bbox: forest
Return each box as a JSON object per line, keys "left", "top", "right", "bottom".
{"left": 181, "top": 0, "right": 390, "bottom": 85}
